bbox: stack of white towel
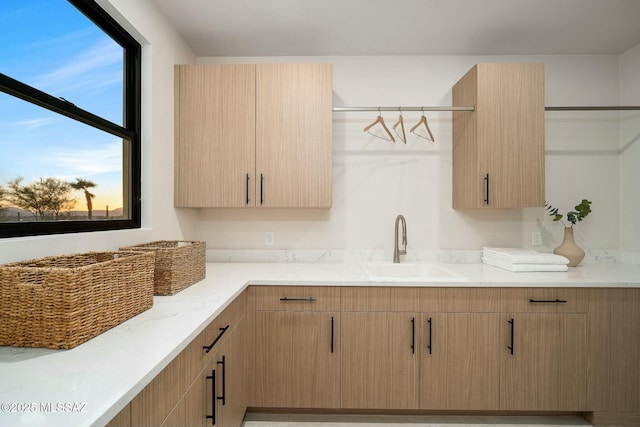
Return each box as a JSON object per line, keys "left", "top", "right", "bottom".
{"left": 482, "top": 247, "right": 569, "bottom": 272}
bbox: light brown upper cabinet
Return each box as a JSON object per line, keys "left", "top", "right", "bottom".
{"left": 174, "top": 63, "right": 333, "bottom": 208}
{"left": 452, "top": 63, "right": 545, "bottom": 208}
{"left": 256, "top": 64, "right": 333, "bottom": 208}
{"left": 174, "top": 64, "right": 256, "bottom": 208}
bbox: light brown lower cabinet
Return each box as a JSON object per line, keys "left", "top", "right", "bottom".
{"left": 105, "top": 404, "right": 130, "bottom": 427}
{"left": 108, "top": 286, "right": 639, "bottom": 427}
{"left": 341, "top": 312, "right": 419, "bottom": 409}
{"left": 140, "top": 320, "right": 243, "bottom": 427}
{"left": 500, "top": 313, "right": 587, "bottom": 411}
{"left": 254, "top": 311, "right": 340, "bottom": 408}
{"left": 129, "top": 340, "right": 198, "bottom": 427}
{"left": 586, "top": 288, "right": 640, "bottom": 424}
{"left": 209, "top": 317, "right": 250, "bottom": 426}
{"left": 109, "top": 290, "right": 249, "bottom": 427}
{"left": 420, "top": 313, "right": 501, "bottom": 410}
{"left": 340, "top": 288, "right": 590, "bottom": 414}
{"left": 160, "top": 316, "right": 249, "bottom": 427}
{"left": 160, "top": 369, "right": 205, "bottom": 427}
{"left": 253, "top": 285, "right": 341, "bottom": 409}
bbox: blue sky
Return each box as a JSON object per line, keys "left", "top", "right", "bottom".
{"left": 0, "top": 0, "right": 125, "bottom": 212}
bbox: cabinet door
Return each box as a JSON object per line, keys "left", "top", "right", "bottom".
{"left": 131, "top": 344, "right": 196, "bottom": 427}
{"left": 216, "top": 317, "right": 249, "bottom": 426}
{"left": 174, "top": 64, "right": 256, "bottom": 207}
{"left": 420, "top": 313, "right": 501, "bottom": 410}
{"left": 587, "top": 288, "right": 640, "bottom": 413}
{"left": 256, "top": 64, "right": 333, "bottom": 208}
{"left": 500, "top": 313, "right": 586, "bottom": 411}
{"left": 161, "top": 372, "right": 206, "bottom": 427}
{"left": 477, "top": 63, "right": 544, "bottom": 208}
{"left": 255, "top": 311, "right": 340, "bottom": 408}
{"left": 342, "top": 312, "right": 418, "bottom": 409}
{"left": 453, "top": 63, "right": 544, "bottom": 208}
{"left": 194, "top": 321, "right": 249, "bottom": 427}
{"left": 106, "top": 404, "right": 130, "bottom": 427}
{"left": 160, "top": 321, "right": 248, "bottom": 427}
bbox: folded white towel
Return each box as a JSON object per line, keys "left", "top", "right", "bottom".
{"left": 482, "top": 247, "right": 569, "bottom": 265}
{"left": 483, "top": 256, "right": 568, "bottom": 272}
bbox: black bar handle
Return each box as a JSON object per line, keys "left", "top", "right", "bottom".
{"left": 427, "top": 317, "right": 432, "bottom": 355}
{"left": 217, "top": 355, "right": 226, "bottom": 406}
{"left": 260, "top": 173, "right": 264, "bottom": 205}
{"left": 508, "top": 318, "right": 514, "bottom": 355}
{"left": 245, "top": 173, "right": 250, "bottom": 205}
{"left": 411, "top": 317, "right": 415, "bottom": 354}
{"left": 331, "top": 316, "right": 334, "bottom": 353}
{"left": 279, "top": 297, "right": 316, "bottom": 302}
{"left": 203, "top": 325, "right": 229, "bottom": 353}
{"left": 529, "top": 298, "right": 568, "bottom": 304}
{"left": 206, "top": 369, "right": 216, "bottom": 425}
{"left": 484, "top": 173, "right": 490, "bottom": 204}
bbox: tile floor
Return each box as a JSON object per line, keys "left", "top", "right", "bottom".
{"left": 242, "top": 413, "right": 592, "bottom": 427}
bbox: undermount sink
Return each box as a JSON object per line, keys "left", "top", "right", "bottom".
{"left": 361, "top": 262, "right": 467, "bottom": 282}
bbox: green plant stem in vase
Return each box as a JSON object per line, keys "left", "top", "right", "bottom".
{"left": 545, "top": 199, "right": 592, "bottom": 267}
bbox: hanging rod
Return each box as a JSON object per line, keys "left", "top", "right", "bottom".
{"left": 332, "top": 106, "right": 475, "bottom": 112}
{"left": 332, "top": 106, "right": 640, "bottom": 112}
{"left": 545, "top": 106, "right": 640, "bottom": 111}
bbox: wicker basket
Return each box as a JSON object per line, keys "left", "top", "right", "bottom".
{"left": 0, "top": 251, "right": 154, "bottom": 350}
{"left": 119, "top": 240, "right": 205, "bottom": 295}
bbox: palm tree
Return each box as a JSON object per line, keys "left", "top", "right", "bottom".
{"left": 71, "top": 178, "right": 97, "bottom": 219}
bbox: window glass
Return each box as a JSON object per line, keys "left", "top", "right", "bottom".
{"left": 0, "top": 0, "right": 140, "bottom": 237}
{"left": 0, "top": 0, "right": 124, "bottom": 125}
{"left": 0, "top": 93, "right": 129, "bottom": 222}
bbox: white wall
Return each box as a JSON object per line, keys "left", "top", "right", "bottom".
{"left": 619, "top": 43, "right": 640, "bottom": 257}
{"left": 2, "top": 3, "right": 636, "bottom": 264}
{"left": 0, "top": 0, "right": 196, "bottom": 264}
{"left": 196, "top": 55, "right": 625, "bottom": 261}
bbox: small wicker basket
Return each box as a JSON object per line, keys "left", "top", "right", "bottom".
{"left": 0, "top": 251, "right": 155, "bottom": 349}
{"left": 119, "top": 240, "right": 205, "bottom": 295}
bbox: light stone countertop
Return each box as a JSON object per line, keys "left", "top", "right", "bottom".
{"left": 1, "top": 261, "right": 639, "bottom": 427}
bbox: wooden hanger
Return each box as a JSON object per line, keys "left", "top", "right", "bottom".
{"left": 410, "top": 109, "right": 435, "bottom": 142}
{"left": 392, "top": 109, "right": 406, "bottom": 144}
{"left": 364, "top": 108, "right": 395, "bottom": 142}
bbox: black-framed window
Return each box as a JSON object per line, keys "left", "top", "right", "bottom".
{"left": 0, "top": 0, "right": 141, "bottom": 238}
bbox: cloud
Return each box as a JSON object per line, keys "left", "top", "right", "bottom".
{"left": 33, "top": 38, "right": 123, "bottom": 94}
{"left": 51, "top": 139, "right": 123, "bottom": 178}
{"left": 15, "top": 117, "right": 55, "bottom": 129}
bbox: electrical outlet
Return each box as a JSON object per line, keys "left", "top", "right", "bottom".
{"left": 265, "top": 232, "right": 274, "bottom": 246}
{"left": 531, "top": 231, "right": 543, "bottom": 246}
